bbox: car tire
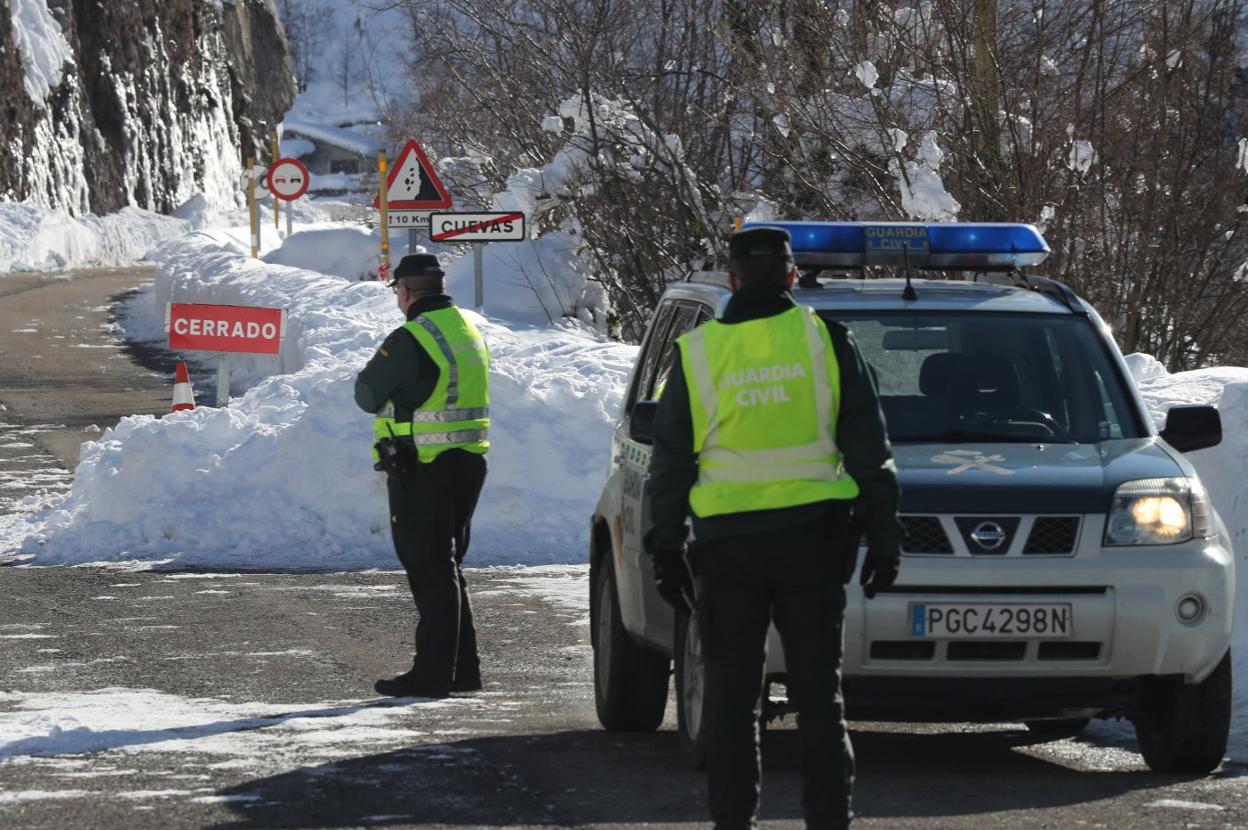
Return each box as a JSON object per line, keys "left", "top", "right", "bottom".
{"left": 1023, "top": 718, "right": 1090, "bottom": 740}
{"left": 592, "top": 555, "right": 670, "bottom": 732}
{"left": 674, "top": 610, "right": 708, "bottom": 769}
{"left": 1134, "top": 650, "right": 1232, "bottom": 774}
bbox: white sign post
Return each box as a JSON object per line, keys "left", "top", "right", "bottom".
{"left": 429, "top": 213, "right": 528, "bottom": 309}
{"left": 217, "top": 353, "right": 230, "bottom": 405}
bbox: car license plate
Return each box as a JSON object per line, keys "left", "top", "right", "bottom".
{"left": 909, "top": 603, "right": 1073, "bottom": 639}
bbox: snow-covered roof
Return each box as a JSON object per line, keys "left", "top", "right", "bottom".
{"left": 281, "top": 119, "right": 383, "bottom": 157}
{"left": 278, "top": 138, "right": 316, "bottom": 160}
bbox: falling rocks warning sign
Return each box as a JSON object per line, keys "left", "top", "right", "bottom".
{"left": 373, "top": 140, "right": 453, "bottom": 210}
{"left": 167, "top": 303, "right": 286, "bottom": 355}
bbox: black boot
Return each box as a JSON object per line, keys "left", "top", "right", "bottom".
{"left": 449, "top": 673, "right": 482, "bottom": 693}
{"left": 373, "top": 670, "right": 449, "bottom": 699}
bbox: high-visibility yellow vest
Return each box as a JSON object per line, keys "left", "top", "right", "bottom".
{"left": 677, "top": 305, "right": 859, "bottom": 517}
{"left": 374, "top": 307, "right": 490, "bottom": 462}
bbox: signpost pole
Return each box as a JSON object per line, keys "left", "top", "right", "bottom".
{"left": 246, "top": 156, "right": 258, "bottom": 258}
{"left": 373, "top": 139, "right": 453, "bottom": 265}
{"left": 286, "top": 197, "right": 294, "bottom": 238}
{"left": 473, "top": 242, "right": 484, "bottom": 310}
{"left": 378, "top": 151, "right": 390, "bottom": 279}
{"left": 427, "top": 213, "right": 527, "bottom": 310}
{"left": 217, "top": 353, "right": 230, "bottom": 406}
{"left": 271, "top": 133, "right": 281, "bottom": 231}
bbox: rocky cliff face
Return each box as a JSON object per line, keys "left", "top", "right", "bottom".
{"left": 0, "top": 0, "right": 295, "bottom": 216}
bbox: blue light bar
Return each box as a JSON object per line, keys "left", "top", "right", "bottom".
{"left": 739, "top": 221, "right": 1050, "bottom": 270}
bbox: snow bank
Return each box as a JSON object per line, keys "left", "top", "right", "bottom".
{"left": 11, "top": 231, "right": 636, "bottom": 569}
{"left": 1123, "top": 352, "right": 1168, "bottom": 382}
{"left": 0, "top": 201, "right": 189, "bottom": 272}
{"left": 262, "top": 227, "right": 388, "bottom": 282}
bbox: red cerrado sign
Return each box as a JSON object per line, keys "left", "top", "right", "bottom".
{"left": 167, "top": 303, "right": 286, "bottom": 355}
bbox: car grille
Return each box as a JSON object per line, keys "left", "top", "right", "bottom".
{"left": 899, "top": 515, "right": 1082, "bottom": 556}
{"left": 947, "top": 641, "right": 1027, "bottom": 661}
{"left": 1038, "top": 641, "right": 1102, "bottom": 660}
{"left": 1023, "top": 517, "right": 1081, "bottom": 555}
{"left": 866, "top": 640, "right": 1104, "bottom": 663}
{"left": 900, "top": 516, "right": 953, "bottom": 554}
{"left": 870, "top": 641, "right": 936, "bottom": 661}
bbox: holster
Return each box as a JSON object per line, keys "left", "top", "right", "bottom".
{"left": 373, "top": 437, "right": 417, "bottom": 486}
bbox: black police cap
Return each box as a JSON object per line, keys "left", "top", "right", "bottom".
{"left": 728, "top": 227, "right": 793, "bottom": 261}
{"left": 392, "top": 253, "right": 445, "bottom": 283}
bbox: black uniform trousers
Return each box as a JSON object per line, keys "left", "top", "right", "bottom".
{"left": 386, "top": 449, "right": 488, "bottom": 691}
{"left": 696, "top": 508, "right": 855, "bottom": 830}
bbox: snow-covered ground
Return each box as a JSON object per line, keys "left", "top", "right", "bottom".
{"left": 0, "top": 202, "right": 190, "bottom": 273}
{"left": 3, "top": 226, "right": 634, "bottom": 569}
{"left": 0, "top": 565, "right": 588, "bottom": 777}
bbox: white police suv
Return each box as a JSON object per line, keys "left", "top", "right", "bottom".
{"left": 589, "top": 222, "right": 1234, "bottom": 774}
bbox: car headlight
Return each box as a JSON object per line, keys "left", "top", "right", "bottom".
{"left": 1104, "top": 477, "right": 1213, "bottom": 546}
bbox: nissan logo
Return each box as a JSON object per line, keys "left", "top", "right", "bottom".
{"left": 970, "top": 521, "right": 1007, "bottom": 551}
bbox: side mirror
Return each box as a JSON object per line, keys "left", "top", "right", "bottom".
{"left": 629, "top": 401, "right": 658, "bottom": 445}
{"left": 1160, "top": 405, "right": 1221, "bottom": 453}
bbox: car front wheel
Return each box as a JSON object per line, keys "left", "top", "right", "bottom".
{"left": 1134, "top": 650, "right": 1232, "bottom": 774}
{"left": 592, "top": 555, "right": 670, "bottom": 732}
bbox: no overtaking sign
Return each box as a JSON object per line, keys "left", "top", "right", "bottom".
{"left": 266, "top": 158, "right": 310, "bottom": 201}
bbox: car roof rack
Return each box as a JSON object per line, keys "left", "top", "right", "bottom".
{"left": 975, "top": 270, "right": 1087, "bottom": 314}
{"left": 686, "top": 269, "right": 730, "bottom": 288}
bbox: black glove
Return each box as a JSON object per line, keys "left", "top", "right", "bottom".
{"left": 859, "top": 553, "right": 899, "bottom": 599}
{"left": 644, "top": 530, "right": 694, "bottom": 612}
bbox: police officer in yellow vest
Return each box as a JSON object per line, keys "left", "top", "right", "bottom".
{"left": 646, "top": 227, "right": 901, "bottom": 829}
{"left": 355, "top": 253, "right": 490, "bottom": 699}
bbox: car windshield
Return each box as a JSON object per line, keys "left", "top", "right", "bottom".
{"left": 822, "top": 311, "right": 1144, "bottom": 444}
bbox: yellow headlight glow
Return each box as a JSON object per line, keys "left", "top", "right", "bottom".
{"left": 1130, "top": 496, "right": 1189, "bottom": 537}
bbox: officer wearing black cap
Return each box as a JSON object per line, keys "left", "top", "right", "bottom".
{"left": 645, "top": 226, "right": 901, "bottom": 829}
{"left": 355, "top": 253, "right": 491, "bottom": 699}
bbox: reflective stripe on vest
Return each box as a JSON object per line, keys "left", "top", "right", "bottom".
{"left": 373, "top": 307, "right": 490, "bottom": 462}
{"left": 678, "top": 305, "right": 859, "bottom": 517}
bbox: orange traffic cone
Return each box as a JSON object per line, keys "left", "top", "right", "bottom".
{"left": 171, "top": 362, "right": 196, "bottom": 412}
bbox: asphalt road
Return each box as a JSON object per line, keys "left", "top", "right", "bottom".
{"left": 0, "top": 266, "right": 181, "bottom": 529}
{"left": 1, "top": 267, "right": 1245, "bottom": 829}
{"left": 1, "top": 567, "right": 1246, "bottom": 830}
